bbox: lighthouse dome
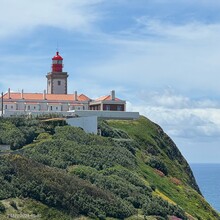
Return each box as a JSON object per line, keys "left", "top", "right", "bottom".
{"left": 52, "top": 51, "right": 63, "bottom": 60}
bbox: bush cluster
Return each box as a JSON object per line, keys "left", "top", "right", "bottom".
{"left": 24, "top": 126, "right": 136, "bottom": 170}
{"left": 0, "top": 117, "right": 66, "bottom": 150}
{"left": 148, "top": 157, "right": 168, "bottom": 176}
{"left": 143, "top": 196, "right": 187, "bottom": 219}
{"left": 0, "top": 155, "right": 134, "bottom": 219}
{"left": 72, "top": 165, "right": 152, "bottom": 208}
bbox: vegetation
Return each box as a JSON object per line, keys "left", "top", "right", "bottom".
{"left": 0, "top": 117, "right": 67, "bottom": 150}
{"left": 0, "top": 202, "right": 5, "bottom": 213}
{"left": 147, "top": 157, "right": 168, "bottom": 176}
{"left": 0, "top": 116, "right": 219, "bottom": 219}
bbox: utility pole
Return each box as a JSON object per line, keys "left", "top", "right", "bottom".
{"left": 1, "top": 92, "right": 3, "bottom": 117}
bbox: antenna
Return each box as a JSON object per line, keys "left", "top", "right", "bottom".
{"left": 56, "top": 42, "right": 59, "bottom": 52}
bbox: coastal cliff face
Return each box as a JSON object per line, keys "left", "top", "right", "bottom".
{"left": 0, "top": 116, "right": 219, "bottom": 219}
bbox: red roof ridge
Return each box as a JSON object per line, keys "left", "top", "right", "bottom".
{"left": 95, "top": 95, "right": 122, "bottom": 101}
{"left": 78, "top": 94, "right": 91, "bottom": 101}
{"left": 95, "top": 95, "right": 109, "bottom": 101}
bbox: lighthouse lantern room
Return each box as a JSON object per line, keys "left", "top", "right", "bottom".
{"left": 52, "top": 51, "right": 63, "bottom": 72}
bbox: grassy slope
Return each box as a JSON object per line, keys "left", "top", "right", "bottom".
{"left": 0, "top": 116, "right": 219, "bottom": 219}
{"left": 107, "top": 116, "right": 219, "bottom": 219}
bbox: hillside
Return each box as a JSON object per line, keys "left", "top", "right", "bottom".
{"left": 0, "top": 116, "right": 219, "bottom": 220}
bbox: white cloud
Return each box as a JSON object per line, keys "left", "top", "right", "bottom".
{"left": 135, "top": 17, "right": 220, "bottom": 40}
{"left": 0, "top": 0, "right": 103, "bottom": 38}
{"left": 127, "top": 91, "right": 220, "bottom": 140}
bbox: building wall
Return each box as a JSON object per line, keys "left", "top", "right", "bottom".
{"left": 1, "top": 100, "right": 86, "bottom": 112}
{"left": 40, "top": 103, "right": 48, "bottom": 111}
{"left": 72, "top": 110, "right": 140, "bottom": 120}
{"left": 2, "top": 109, "right": 139, "bottom": 120}
{"left": 82, "top": 103, "right": 89, "bottom": 110}
{"left": 66, "top": 116, "right": 98, "bottom": 134}
{"left": 4, "top": 103, "right": 16, "bottom": 111}
{"left": 46, "top": 72, "right": 68, "bottom": 94}
{"left": 47, "top": 79, "right": 52, "bottom": 94}
{"left": 69, "top": 105, "right": 84, "bottom": 111}
{"left": 47, "top": 104, "right": 62, "bottom": 112}
{"left": 25, "top": 104, "right": 40, "bottom": 111}
{"left": 17, "top": 102, "right": 25, "bottom": 111}
{"left": 2, "top": 110, "right": 75, "bottom": 118}
{"left": 52, "top": 78, "right": 67, "bottom": 94}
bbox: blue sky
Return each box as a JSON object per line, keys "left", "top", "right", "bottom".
{"left": 1, "top": 0, "right": 220, "bottom": 163}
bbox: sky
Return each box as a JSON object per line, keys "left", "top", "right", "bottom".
{"left": 0, "top": 0, "right": 220, "bottom": 163}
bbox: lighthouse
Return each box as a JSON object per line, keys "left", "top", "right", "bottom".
{"left": 46, "top": 51, "right": 69, "bottom": 94}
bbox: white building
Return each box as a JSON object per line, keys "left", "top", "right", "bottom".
{"left": 0, "top": 51, "right": 127, "bottom": 116}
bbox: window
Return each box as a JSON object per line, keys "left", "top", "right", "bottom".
{"left": 50, "top": 106, "right": 53, "bottom": 111}
{"left": 56, "top": 107, "right": 58, "bottom": 110}
{"left": 58, "top": 81, "right": 61, "bottom": 86}
{"left": 106, "top": 105, "right": 111, "bottom": 111}
{"left": 34, "top": 106, "right": 36, "bottom": 110}
{"left": 5, "top": 105, "right": 7, "bottom": 109}
{"left": 28, "top": 106, "right": 30, "bottom": 110}
{"left": 11, "top": 105, "right": 13, "bottom": 109}
{"left": 117, "top": 105, "right": 122, "bottom": 111}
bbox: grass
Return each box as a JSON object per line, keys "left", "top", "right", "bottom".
{"left": 107, "top": 117, "right": 219, "bottom": 219}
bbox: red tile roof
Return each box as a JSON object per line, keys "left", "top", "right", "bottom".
{"left": 95, "top": 95, "right": 121, "bottom": 101}
{"left": 78, "top": 94, "right": 91, "bottom": 101}
{"left": 3, "top": 92, "right": 91, "bottom": 102}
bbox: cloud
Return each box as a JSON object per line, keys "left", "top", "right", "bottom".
{"left": 127, "top": 90, "right": 220, "bottom": 141}
{"left": 0, "top": 0, "right": 103, "bottom": 39}
{"left": 138, "top": 90, "right": 220, "bottom": 109}
{"left": 135, "top": 17, "right": 220, "bottom": 40}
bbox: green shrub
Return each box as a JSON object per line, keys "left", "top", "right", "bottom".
{"left": 142, "top": 197, "right": 187, "bottom": 219}
{"left": 1, "top": 155, "right": 135, "bottom": 219}
{"left": 0, "top": 201, "right": 6, "bottom": 212}
{"left": 148, "top": 157, "right": 168, "bottom": 176}
{"left": 24, "top": 136, "right": 136, "bottom": 170}
{"left": 72, "top": 165, "right": 151, "bottom": 209}
{"left": 9, "top": 200, "right": 18, "bottom": 210}
{"left": 36, "top": 132, "right": 51, "bottom": 141}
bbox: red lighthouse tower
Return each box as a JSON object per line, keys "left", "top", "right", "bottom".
{"left": 52, "top": 51, "right": 63, "bottom": 72}
{"left": 46, "top": 51, "right": 69, "bottom": 94}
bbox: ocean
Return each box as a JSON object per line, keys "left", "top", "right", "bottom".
{"left": 190, "top": 164, "right": 220, "bottom": 212}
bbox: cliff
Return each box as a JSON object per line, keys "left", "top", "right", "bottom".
{"left": 0, "top": 116, "right": 219, "bottom": 219}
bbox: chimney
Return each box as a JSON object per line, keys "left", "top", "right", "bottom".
{"left": 8, "top": 88, "right": 11, "bottom": 99}
{"left": 21, "top": 89, "right": 24, "bottom": 99}
{"left": 74, "top": 91, "right": 78, "bottom": 101}
{"left": 111, "top": 90, "right": 115, "bottom": 101}
{"left": 43, "top": 90, "right": 46, "bottom": 100}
